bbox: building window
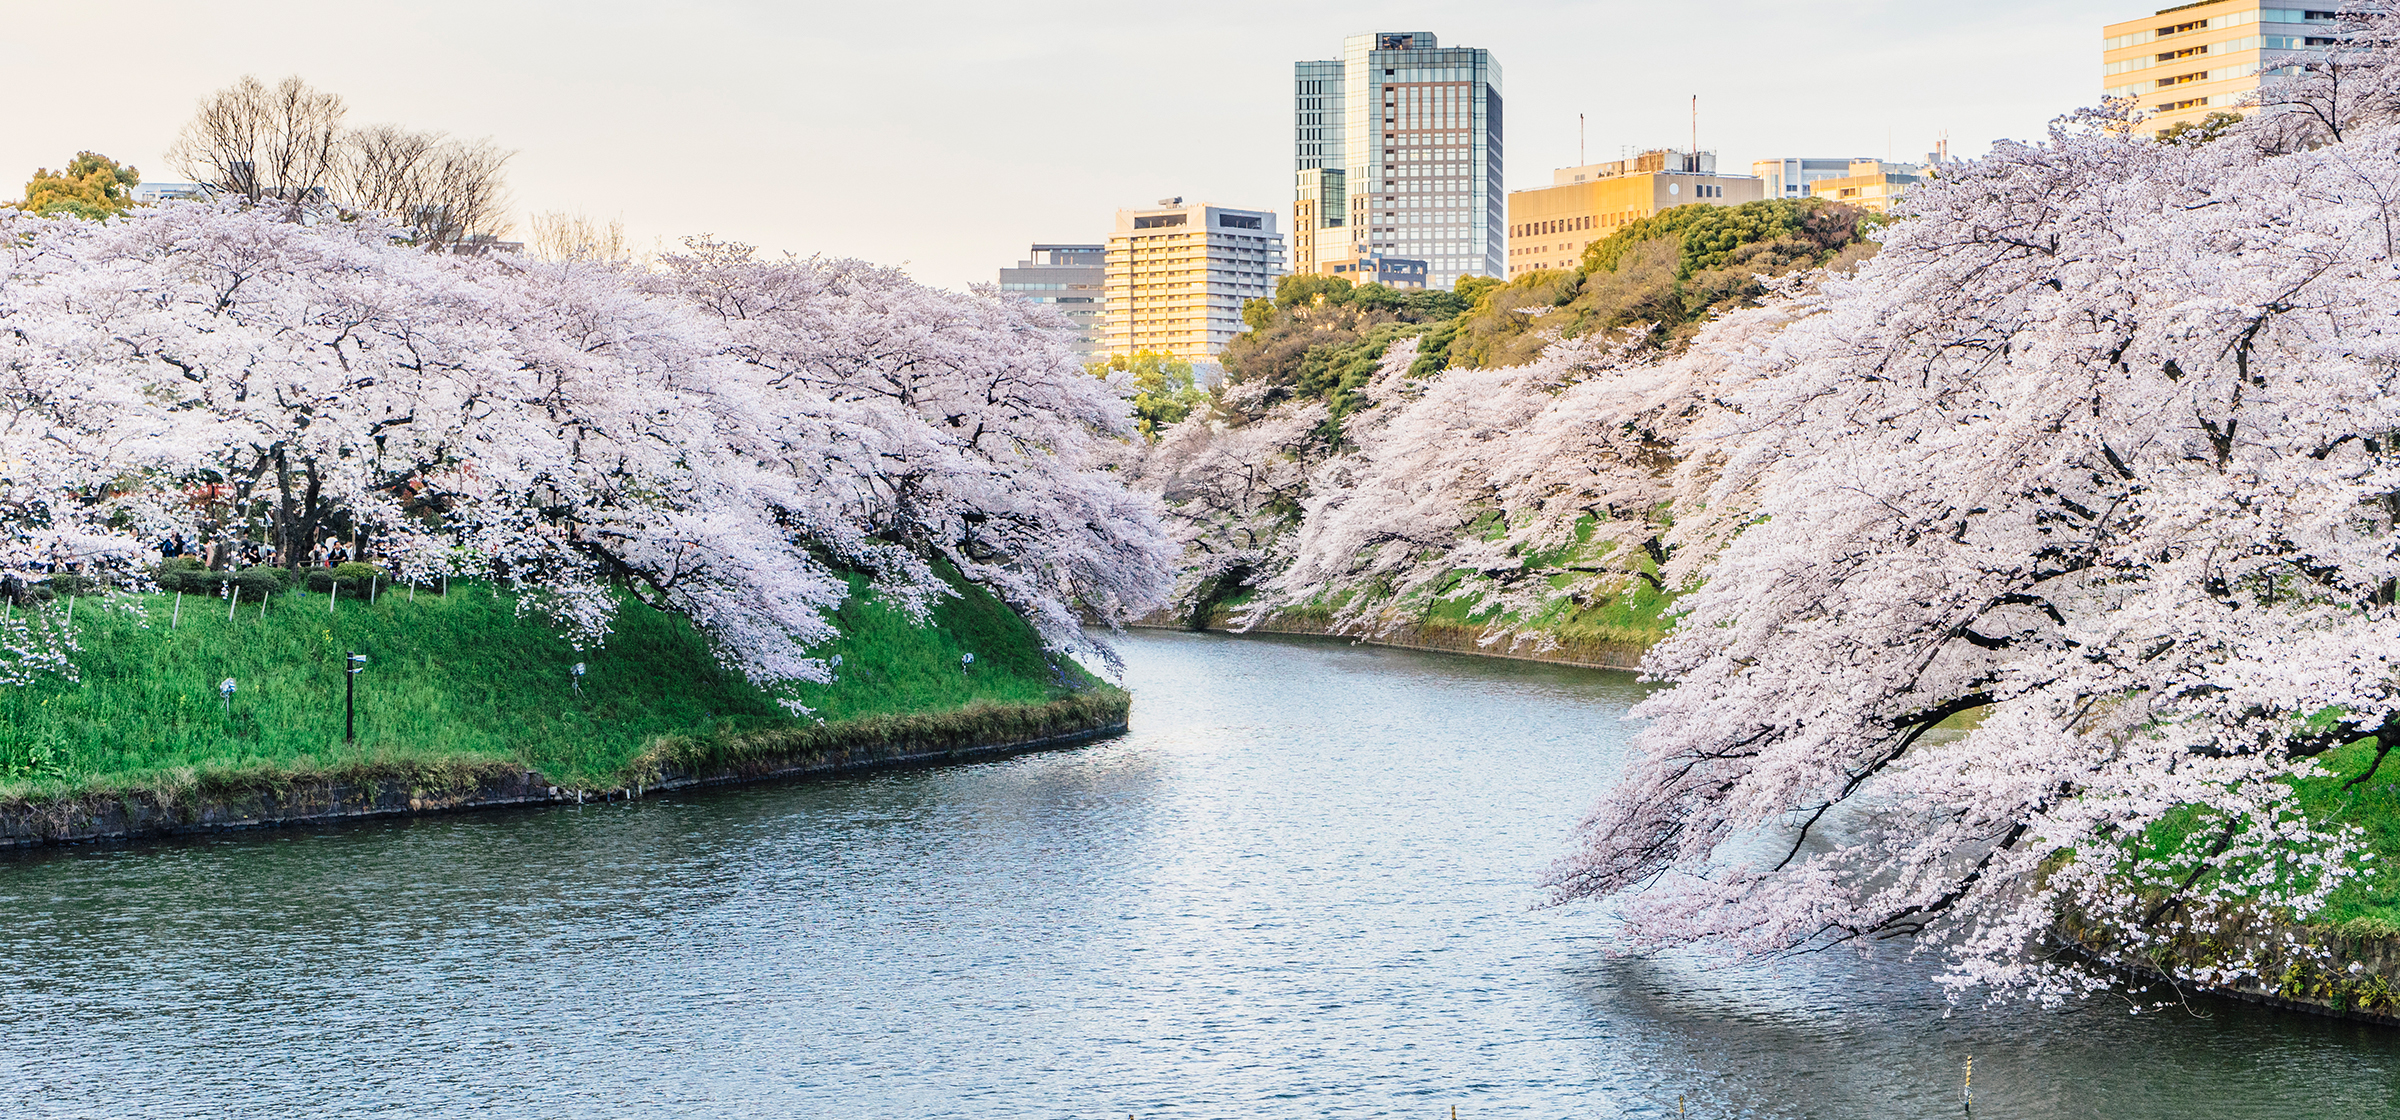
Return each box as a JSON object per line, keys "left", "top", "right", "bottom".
{"left": 1134, "top": 214, "right": 1187, "bottom": 229}
{"left": 2156, "top": 18, "right": 2207, "bottom": 36}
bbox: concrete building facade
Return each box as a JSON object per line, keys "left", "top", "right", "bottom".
{"left": 132, "top": 182, "right": 206, "bottom": 204}
{"left": 1322, "top": 254, "right": 1430, "bottom": 289}
{"left": 2102, "top": 3, "right": 2341, "bottom": 133}
{"left": 1292, "top": 168, "right": 1347, "bottom": 276}
{"left": 1503, "top": 150, "right": 1763, "bottom": 278}
{"left": 1752, "top": 158, "right": 1859, "bottom": 199}
{"left": 1293, "top": 31, "right": 1503, "bottom": 290}
{"left": 999, "top": 244, "right": 1106, "bottom": 361}
{"left": 1101, "top": 200, "right": 1285, "bottom": 362}
{"left": 1808, "top": 160, "right": 1926, "bottom": 213}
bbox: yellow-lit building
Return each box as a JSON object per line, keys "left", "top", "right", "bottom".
{"left": 1321, "top": 254, "right": 1429, "bottom": 289}
{"left": 1503, "top": 149, "right": 1763, "bottom": 278}
{"left": 1102, "top": 199, "right": 1285, "bottom": 362}
{"left": 2102, "top": 3, "right": 2342, "bottom": 134}
{"left": 1292, "top": 168, "right": 1346, "bottom": 276}
{"left": 1808, "top": 160, "right": 1926, "bottom": 213}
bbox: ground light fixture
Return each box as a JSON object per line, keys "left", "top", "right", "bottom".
{"left": 219, "top": 676, "right": 235, "bottom": 716}
{"left": 572, "top": 661, "right": 585, "bottom": 692}
{"left": 345, "top": 653, "right": 368, "bottom": 742}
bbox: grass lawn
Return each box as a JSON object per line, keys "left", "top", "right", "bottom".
{"left": 2119, "top": 736, "right": 2400, "bottom": 935}
{"left": 2291, "top": 739, "right": 2400, "bottom": 931}
{"left": 0, "top": 572, "right": 1095, "bottom": 798}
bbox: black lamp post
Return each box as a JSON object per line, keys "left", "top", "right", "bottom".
{"left": 345, "top": 653, "right": 368, "bottom": 742}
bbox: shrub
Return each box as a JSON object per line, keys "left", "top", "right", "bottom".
{"left": 154, "top": 559, "right": 227, "bottom": 595}
{"left": 241, "top": 566, "right": 297, "bottom": 591}
{"left": 230, "top": 569, "right": 284, "bottom": 601}
{"left": 304, "top": 562, "right": 389, "bottom": 593}
{"left": 44, "top": 573, "right": 98, "bottom": 596}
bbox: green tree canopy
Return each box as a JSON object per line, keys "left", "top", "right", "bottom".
{"left": 1090, "top": 351, "right": 1209, "bottom": 437}
{"left": 18, "top": 152, "right": 141, "bottom": 220}
{"left": 1580, "top": 197, "right": 1865, "bottom": 278}
{"left": 2158, "top": 110, "right": 2246, "bottom": 145}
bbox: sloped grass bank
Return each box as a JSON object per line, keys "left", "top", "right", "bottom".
{"left": 0, "top": 575, "right": 1123, "bottom": 845}
{"left": 1159, "top": 506, "right": 1681, "bottom": 671}
{"left": 2056, "top": 738, "right": 2400, "bottom": 1022}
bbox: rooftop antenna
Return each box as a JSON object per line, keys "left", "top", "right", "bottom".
{"left": 1691, "top": 95, "right": 1698, "bottom": 169}
{"left": 1580, "top": 112, "right": 1586, "bottom": 166}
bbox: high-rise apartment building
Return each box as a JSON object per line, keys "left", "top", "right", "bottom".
{"left": 1293, "top": 31, "right": 1502, "bottom": 290}
{"left": 1101, "top": 200, "right": 1284, "bottom": 362}
{"left": 2102, "top": 3, "right": 2342, "bottom": 133}
{"left": 998, "top": 244, "right": 1105, "bottom": 361}
{"left": 1504, "top": 150, "right": 1762, "bottom": 278}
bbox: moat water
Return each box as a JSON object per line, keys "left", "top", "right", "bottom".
{"left": 1, "top": 630, "right": 2393, "bottom": 1117}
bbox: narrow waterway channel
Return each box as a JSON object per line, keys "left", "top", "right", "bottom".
{"left": 1, "top": 630, "right": 2394, "bottom": 1118}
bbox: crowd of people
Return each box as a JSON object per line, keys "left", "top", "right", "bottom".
{"left": 153, "top": 532, "right": 366, "bottom": 571}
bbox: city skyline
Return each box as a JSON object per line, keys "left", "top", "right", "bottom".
{"left": 3, "top": 1, "right": 2102, "bottom": 291}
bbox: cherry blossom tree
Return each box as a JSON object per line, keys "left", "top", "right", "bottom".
{"left": 1552, "top": 79, "right": 2400, "bottom": 999}
{"left": 0, "top": 204, "right": 1169, "bottom": 696}
{"left": 655, "top": 240, "right": 1176, "bottom": 663}
{"left": 1229, "top": 317, "right": 1786, "bottom": 646}
{"left": 1126, "top": 378, "right": 1330, "bottom": 624}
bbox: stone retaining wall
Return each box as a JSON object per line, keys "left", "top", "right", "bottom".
{"left": 0, "top": 698, "right": 1128, "bottom": 849}
{"left": 2056, "top": 910, "right": 2400, "bottom": 1025}
{"left": 1133, "top": 610, "right": 1650, "bottom": 673}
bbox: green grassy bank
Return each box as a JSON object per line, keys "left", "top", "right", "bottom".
{"left": 2255, "top": 740, "right": 2400, "bottom": 930}
{"left": 2049, "top": 736, "right": 2400, "bottom": 1020}
{"left": 0, "top": 573, "right": 1110, "bottom": 804}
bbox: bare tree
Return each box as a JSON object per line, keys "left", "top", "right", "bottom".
{"left": 166, "top": 75, "right": 513, "bottom": 249}
{"left": 529, "top": 210, "right": 629, "bottom": 262}
{"left": 166, "top": 76, "right": 346, "bottom": 217}
{"left": 412, "top": 137, "right": 513, "bottom": 250}
{"left": 338, "top": 123, "right": 439, "bottom": 214}
{"left": 338, "top": 125, "right": 515, "bottom": 250}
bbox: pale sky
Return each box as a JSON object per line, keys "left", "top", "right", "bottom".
{"left": 3, "top": 1, "right": 2112, "bottom": 290}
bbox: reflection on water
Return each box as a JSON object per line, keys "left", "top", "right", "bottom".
{"left": 0, "top": 629, "right": 2393, "bottom": 1118}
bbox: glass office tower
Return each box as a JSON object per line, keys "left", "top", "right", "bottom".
{"left": 1294, "top": 31, "right": 1502, "bottom": 289}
